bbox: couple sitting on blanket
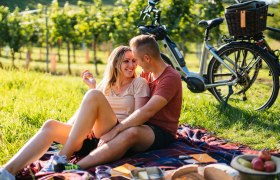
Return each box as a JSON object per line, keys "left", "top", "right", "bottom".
{"left": 0, "top": 35, "right": 183, "bottom": 179}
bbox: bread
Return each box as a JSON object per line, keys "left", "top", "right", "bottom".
{"left": 203, "top": 163, "right": 240, "bottom": 180}
{"left": 171, "top": 165, "right": 205, "bottom": 180}
{"left": 173, "top": 172, "right": 205, "bottom": 180}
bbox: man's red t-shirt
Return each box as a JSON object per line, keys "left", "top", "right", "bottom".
{"left": 141, "top": 66, "right": 182, "bottom": 137}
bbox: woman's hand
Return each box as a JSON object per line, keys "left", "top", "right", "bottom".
{"left": 82, "top": 70, "right": 96, "bottom": 89}
{"left": 98, "top": 128, "right": 118, "bottom": 147}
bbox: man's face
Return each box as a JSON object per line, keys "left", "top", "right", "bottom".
{"left": 132, "top": 49, "right": 144, "bottom": 68}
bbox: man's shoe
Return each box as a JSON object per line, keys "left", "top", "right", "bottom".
{"left": 0, "top": 167, "right": 15, "bottom": 180}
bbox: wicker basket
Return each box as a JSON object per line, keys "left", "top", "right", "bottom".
{"left": 225, "top": 2, "right": 268, "bottom": 37}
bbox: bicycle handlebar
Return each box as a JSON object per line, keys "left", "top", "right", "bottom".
{"left": 139, "top": 2, "right": 161, "bottom": 26}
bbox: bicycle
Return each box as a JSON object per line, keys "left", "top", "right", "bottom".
{"left": 138, "top": 0, "right": 279, "bottom": 110}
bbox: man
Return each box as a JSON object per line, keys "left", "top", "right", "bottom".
{"left": 75, "top": 34, "right": 182, "bottom": 169}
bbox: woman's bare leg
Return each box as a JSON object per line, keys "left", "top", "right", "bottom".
{"left": 4, "top": 120, "right": 72, "bottom": 175}
{"left": 59, "top": 89, "right": 117, "bottom": 159}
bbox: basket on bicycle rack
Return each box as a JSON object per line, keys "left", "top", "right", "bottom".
{"left": 225, "top": 1, "right": 268, "bottom": 37}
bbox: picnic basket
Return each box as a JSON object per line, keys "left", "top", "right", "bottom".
{"left": 225, "top": 1, "right": 268, "bottom": 37}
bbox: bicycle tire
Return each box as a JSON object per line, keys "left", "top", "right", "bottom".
{"left": 207, "top": 42, "right": 279, "bottom": 110}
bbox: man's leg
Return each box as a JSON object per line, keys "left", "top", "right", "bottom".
{"left": 59, "top": 89, "right": 118, "bottom": 159}
{"left": 4, "top": 120, "right": 71, "bottom": 175}
{"left": 77, "top": 125, "right": 155, "bottom": 169}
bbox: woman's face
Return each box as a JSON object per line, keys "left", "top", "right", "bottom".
{"left": 120, "top": 51, "right": 137, "bottom": 78}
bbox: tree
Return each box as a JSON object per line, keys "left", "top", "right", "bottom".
{"left": 0, "top": 6, "right": 9, "bottom": 68}
{"left": 111, "top": 0, "right": 145, "bottom": 45}
{"left": 0, "top": 6, "right": 9, "bottom": 56}
{"left": 160, "top": 0, "right": 198, "bottom": 54}
{"left": 6, "top": 7, "right": 25, "bottom": 67}
{"left": 20, "top": 9, "right": 40, "bottom": 69}
{"left": 51, "top": 2, "right": 78, "bottom": 75}
{"left": 76, "top": 0, "right": 113, "bottom": 75}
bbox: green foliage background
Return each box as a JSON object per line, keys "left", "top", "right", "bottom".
{"left": 0, "top": 0, "right": 114, "bottom": 10}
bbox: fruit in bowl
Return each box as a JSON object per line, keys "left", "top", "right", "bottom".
{"left": 235, "top": 150, "right": 276, "bottom": 173}
{"left": 231, "top": 153, "right": 280, "bottom": 180}
{"left": 251, "top": 157, "right": 265, "bottom": 171}
{"left": 264, "top": 161, "right": 276, "bottom": 172}
{"left": 237, "top": 158, "right": 252, "bottom": 169}
{"left": 258, "top": 150, "right": 272, "bottom": 161}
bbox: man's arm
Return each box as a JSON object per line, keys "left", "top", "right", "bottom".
{"left": 98, "top": 95, "right": 167, "bottom": 145}
{"left": 119, "top": 94, "right": 167, "bottom": 130}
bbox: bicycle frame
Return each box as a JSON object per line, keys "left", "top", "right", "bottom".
{"left": 139, "top": 3, "right": 239, "bottom": 93}
{"left": 161, "top": 33, "right": 239, "bottom": 89}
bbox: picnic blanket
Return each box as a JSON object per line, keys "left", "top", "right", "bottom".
{"left": 16, "top": 124, "right": 279, "bottom": 179}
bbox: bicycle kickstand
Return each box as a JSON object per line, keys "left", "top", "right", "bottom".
{"left": 223, "top": 85, "right": 233, "bottom": 108}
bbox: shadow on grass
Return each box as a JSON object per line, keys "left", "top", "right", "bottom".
{"left": 214, "top": 103, "right": 280, "bottom": 134}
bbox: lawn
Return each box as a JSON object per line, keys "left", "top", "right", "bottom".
{"left": 1, "top": 65, "right": 280, "bottom": 166}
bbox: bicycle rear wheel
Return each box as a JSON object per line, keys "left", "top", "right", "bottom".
{"left": 207, "top": 42, "right": 279, "bottom": 110}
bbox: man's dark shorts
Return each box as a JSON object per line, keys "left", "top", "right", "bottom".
{"left": 75, "top": 123, "right": 175, "bottom": 156}
{"left": 145, "top": 123, "right": 175, "bottom": 151}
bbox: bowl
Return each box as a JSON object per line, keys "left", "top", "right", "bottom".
{"left": 230, "top": 154, "right": 280, "bottom": 180}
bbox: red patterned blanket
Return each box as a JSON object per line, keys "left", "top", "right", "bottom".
{"left": 16, "top": 124, "right": 279, "bottom": 179}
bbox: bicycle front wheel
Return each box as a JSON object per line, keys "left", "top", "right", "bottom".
{"left": 207, "top": 42, "right": 279, "bottom": 110}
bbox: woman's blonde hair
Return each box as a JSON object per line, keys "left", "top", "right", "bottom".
{"left": 97, "top": 46, "right": 135, "bottom": 94}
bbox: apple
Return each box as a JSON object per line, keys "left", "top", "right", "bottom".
{"left": 264, "top": 160, "right": 276, "bottom": 172}
{"left": 251, "top": 157, "right": 264, "bottom": 171}
{"left": 258, "top": 150, "right": 271, "bottom": 161}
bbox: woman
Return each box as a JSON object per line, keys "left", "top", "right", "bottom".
{"left": 0, "top": 46, "right": 150, "bottom": 179}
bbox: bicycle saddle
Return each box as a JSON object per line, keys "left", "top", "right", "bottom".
{"left": 198, "top": 18, "right": 224, "bottom": 30}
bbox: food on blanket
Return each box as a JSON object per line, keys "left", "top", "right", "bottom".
{"left": 203, "top": 163, "right": 240, "bottom": 180}
{"left": 251, "top": 157, "right": 265, "bottom": 171}
{"left": 171, "top": 164, "right": 204, "bottom": 180}
{"left": 131, "top": 167, "right": 164, "bottom": 180}
{"left": 173, "top": 172, "right": 205, "bottom": 180}
{"left": 138, "top": 171, "right": 149, "bottom": 179}
{"left": 258, "top": 149, "right": 272, "bottom": 161}
{"left": 237, "top": 158, "right": 252, "bottom": 168}
{"left": 111, "top": 163, "right": 136, "bottom": 177}
{"left": 189, "top": 154, "right": 217, "bottom": 163}
{"left": 264, "top": 160, "right": 276, "bottom": 172}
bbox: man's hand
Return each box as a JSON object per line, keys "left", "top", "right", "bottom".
{"left": 87, "top": 129, "right": 95, "bottom": 140}
{"left": 98, "top": 127, "right": 119, "bottom": 146}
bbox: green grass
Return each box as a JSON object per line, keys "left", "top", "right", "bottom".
{"left": 1, "top": 66, "right": 280, "bottom": 166}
